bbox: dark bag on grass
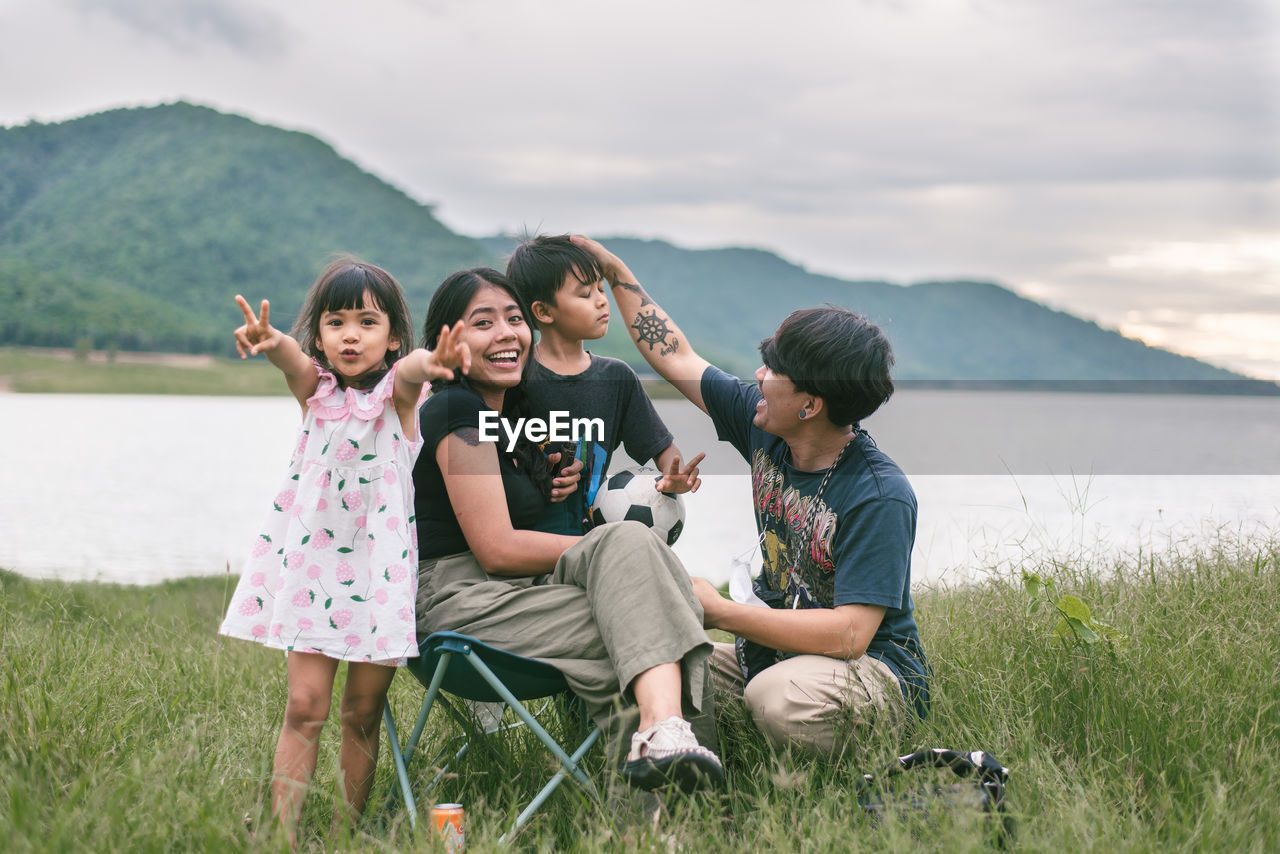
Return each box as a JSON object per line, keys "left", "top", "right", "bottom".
{"left": 856, "top": 749, "right": 1012, "bottom": 843}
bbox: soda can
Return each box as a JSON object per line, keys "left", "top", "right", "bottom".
{"left": 431, "top": 803, "right": 465, "bottom": 853}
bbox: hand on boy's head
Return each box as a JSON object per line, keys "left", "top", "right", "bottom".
{"left": 567, "top": 235, "right": 619, "bottom": 276}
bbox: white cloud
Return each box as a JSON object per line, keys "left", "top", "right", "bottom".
{"left": 0, "top": 0, "right": 1276, "bottom": 378}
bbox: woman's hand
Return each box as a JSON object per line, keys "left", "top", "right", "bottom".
{"left": 655, "top": 453, "right": 705, "bottom": 495}
{"left": 546, "top": 450, "right": 583, "bottom": 503}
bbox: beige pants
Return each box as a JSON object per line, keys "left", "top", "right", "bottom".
{"left": 710, "top": 641, "right": 907, "bottom": 757}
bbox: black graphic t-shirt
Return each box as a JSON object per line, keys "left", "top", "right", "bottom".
{"left": 701, "top": 365, "right": 929, "bottom": 717}
{"left": 523, "top": 354, "right": 673, "bottom": 534}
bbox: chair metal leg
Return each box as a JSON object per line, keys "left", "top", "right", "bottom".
{"left": 386, "top": 638, "right": 605, "bottom": 845}
{"left": 381, "top": 705, "right": 418, "bottom": 828}
{"left": 462, "top": 654, "right": 603, "bottom": 801}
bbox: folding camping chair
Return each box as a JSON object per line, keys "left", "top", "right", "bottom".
{"left": 382, "top": 631, "right": 603, "bottom": 843}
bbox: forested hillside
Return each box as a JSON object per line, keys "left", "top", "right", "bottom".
{"left": 1, "top": 102, "right": 1269, "bottom": 388}
{"left": 0, "top": 103, "right": 490, "bottom": 353}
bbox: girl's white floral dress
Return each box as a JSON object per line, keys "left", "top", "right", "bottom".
{"left": 220, "top": 362, "right": 424, "bottom": 665}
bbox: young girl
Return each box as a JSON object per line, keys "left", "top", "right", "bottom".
{"left": 218, "top": 257, "right": 467, "bottom": 842}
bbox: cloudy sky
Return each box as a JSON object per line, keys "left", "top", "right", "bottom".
{"left": 2, "top": 0, "right": 1277, "bottom": 379}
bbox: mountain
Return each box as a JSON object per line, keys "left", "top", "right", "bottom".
{"left": 1, "top": 102, "right": 1273, "bottom": 391}
{"left": 482, "top": 237, "right": 1268, "bottom": 390}
{"left": 0, "top": 102, "right": 491, "bottom": 353}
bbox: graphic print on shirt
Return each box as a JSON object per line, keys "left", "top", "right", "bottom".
{"left": 752, "top": 448, "right": 839, "bottom": 608}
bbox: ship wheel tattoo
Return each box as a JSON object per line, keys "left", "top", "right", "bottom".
{"left": 631, "top": 309, "right": 680, "bottom": 356}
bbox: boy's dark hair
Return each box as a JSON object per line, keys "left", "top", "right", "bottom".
{"left": 292, "top": 256, "right": 413, "bottom": 387}
{"left": 759, "top": 306, "right": 895, "bottom": 427}
{"left": 505, "top": 234, "right": 604, "bottom": 317}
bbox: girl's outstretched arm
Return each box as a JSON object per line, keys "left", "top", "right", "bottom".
{"left": 391, "top": 322, "right": 471, "bottom": 435}
{"left": 233, "top": 295, "right": 318, "bottom": 407}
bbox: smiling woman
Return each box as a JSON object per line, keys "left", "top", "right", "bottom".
{"left": 407, "top": 266, "right": 726, "bottom": 793}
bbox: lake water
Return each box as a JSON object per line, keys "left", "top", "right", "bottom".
{"left": 1, "top": 391, "right": 1276, "bottom": 587}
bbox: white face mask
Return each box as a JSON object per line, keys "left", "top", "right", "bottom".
{"left": 727, "top": 532, "right": 768, "bottom": 608}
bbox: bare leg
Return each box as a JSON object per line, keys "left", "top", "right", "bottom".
{"left": 625, "top": 662, "right": 723, "bottom": 792}
{"left": 273, "top": 652, "right": 339, "bottom": 846}
{"left": 631, "top": 662, "right": 683, "bottom": 731}
{"left": 332, "top": 661, "right": 397, "bottom": 832}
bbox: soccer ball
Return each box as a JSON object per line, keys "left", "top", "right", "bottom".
{"left": 589, "top": 465, "right": 685, "bottom": 546}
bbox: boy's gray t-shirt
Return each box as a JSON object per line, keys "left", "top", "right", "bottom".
{"left": 524, "top": 354, "right": 673, "bottom": 534}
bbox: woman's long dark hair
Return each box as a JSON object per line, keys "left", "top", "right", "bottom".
{"left": 423, "top": 268, "right": 555, "bottom": 496}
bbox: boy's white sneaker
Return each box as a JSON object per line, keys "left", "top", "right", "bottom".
{"left": 621, "top": 716, "right": 724, "bottom": 792}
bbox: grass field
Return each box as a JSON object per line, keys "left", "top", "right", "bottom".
{"left": 0, "top": 347, "right": 287, "bottom": 395}
{"left": 0, "top": 346, "right": 684, "bottom": 398}
{"left": 3, "top": 533, "right": 1278, "bottom": 852}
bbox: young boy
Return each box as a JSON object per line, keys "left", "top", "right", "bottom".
{"left": 506, "top": 234, "right": 702, "bottom": 535}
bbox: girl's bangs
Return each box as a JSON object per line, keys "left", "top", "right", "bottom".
{"left": 320, "top": 266, "right": 380, "bottom": 313}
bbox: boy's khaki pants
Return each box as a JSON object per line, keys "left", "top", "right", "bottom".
{"left": 709, "top": 641, "right": 907, "bottom": 756}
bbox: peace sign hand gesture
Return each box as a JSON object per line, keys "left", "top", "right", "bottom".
{"left": 233, "top": 294, "right": 286, "bottom": 358}
{"left": 656, "top": 452, "right": 705, "bottom": 495}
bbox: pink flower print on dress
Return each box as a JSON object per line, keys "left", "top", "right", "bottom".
{"left": 294, "top": 431, "right": 309, "bottom": 459}
{"left": 344, "top": 633, "right": 362, "bottom": 648}
{"left": 273, "top": 489, "right": 296, "bottom": 512}
{"left": 251, "top": 535, "right": 272, "bottom": 557}
{"left": 392, "top": 437, "right": 401, "bottom": 454}
{"left": 335, "top": 440, "right": 358, "bottom": 462}
{"left": 367, "top": 533, "right": 377, "bottom": 555}
{"left": 342, "top": 491, "right": 363, "bottom": 512}
{"left": 398, "top": 605, "right": 412, "bottom": 622}
{"left": 311, "top": 528, "right": 334, "bottom": 550}
{"left": 297, "top": 617, "right": 313, "bottom": 631}
{"left": 271, "top": 622, "right": 284, "bottom": 638}
{"left": 374, "top": 588, "right": 389, "bottom": 605}
{"left": 375, "top": 492, "right": 387, "bottom": 512}
{"left": 292, "top": 589, "right": 315, "bottom": 608}
{"left": 315, "top": 470, "right": 332, "bottom": 489}
{"left": 285, "top": 550, "right": 304, "bottom": 570}
{"left": 374, "top": 418, "right": 386, "bottom": 432}
{"left": 291, "top": 504, "right": 304, "bottom": 518}
{"left": 316, "top": 498, "right": 328, "bottom": 512}
{"left": 249, "top": 571, "right": 266, "bottom": 587}
{"left": 385, "top": 564, "right": 407, "bottom": 584}
{"left": 330, "top": 609, "right": 354, "bottom": 630}
{"left": 354, "top": 515, "right": 367, "bottom": 529}
{"left": 238, "top": 595, "right": 263, "bottom": 616}
{"left": 384, "top": 469, "right": 397, "bottom": 486}
{"left": 335, "top": 561, "right": 356, "bottom": 586}
{"left": 386, "top": 516, "right": 401, "bottom": 531}
{"left": 252, "top": 624, "right": 267, "bottom": 638}
{"left": 307, "top": 564, "right": 323, "bottom": 580}
{"left": 377, "top": 637, "right": 389, "bottom": 652}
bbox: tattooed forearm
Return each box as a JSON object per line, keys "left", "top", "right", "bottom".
{"left": 454, "top": 426, "right": 482, "bottom": 447}
{"left": 630, "top": 309, "right": 681, "bottom": 357}
{"left": 614, "top": 281, "right": 654, "bottom": 307}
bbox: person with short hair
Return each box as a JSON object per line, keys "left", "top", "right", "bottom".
{"left": 571, "top": 235, "right": 930, "bottom": 758}
{"left": 505, "top": 234, "right": 703, "bottom": 535}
